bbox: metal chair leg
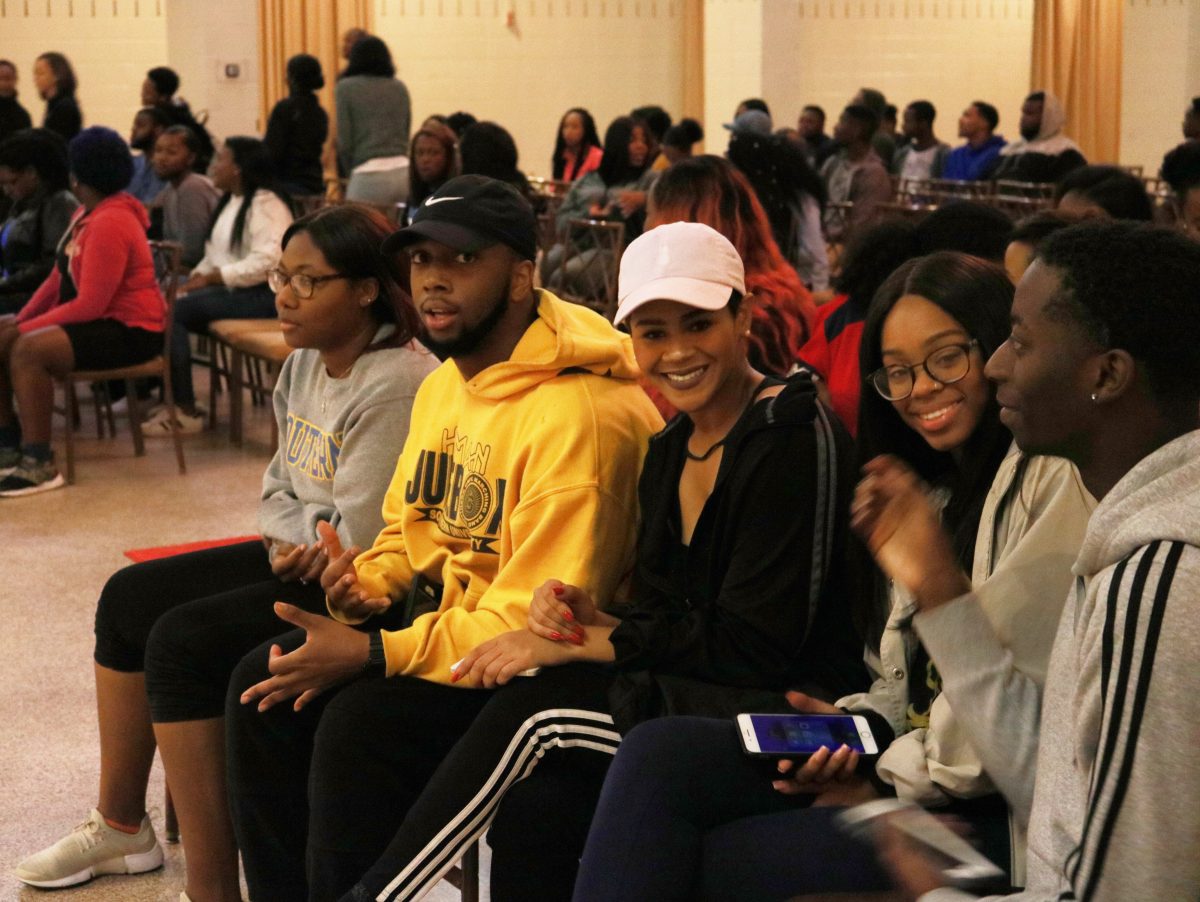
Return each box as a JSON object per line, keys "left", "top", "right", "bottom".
{"left": 63, "top": 382, "right": 76, "bottom": 484}
{"left": 125, "top": 378, "right": 146, "bottom": 457}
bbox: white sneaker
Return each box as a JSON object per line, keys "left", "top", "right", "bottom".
{"left": 112, "top": 396, "right": 165, "bottom": 421}
{"left": 141, "top": 406, "right": 206, "bottom": 437}
{"left": 13, "top": 809, "right": 164, "bottom": 888}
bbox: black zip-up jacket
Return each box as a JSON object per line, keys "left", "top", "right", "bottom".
{"left": 0, "top": 94, "right": 32, "bottom": 144}
{"left": 43, "top": 93, "right": 81, "bottom": 142}
{"left": 608, "top": 373, "right": 865, "bottom": 713}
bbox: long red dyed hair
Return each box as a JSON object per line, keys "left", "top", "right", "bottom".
{"left": 646, "top": 155, "right": 815, "bottom": 375}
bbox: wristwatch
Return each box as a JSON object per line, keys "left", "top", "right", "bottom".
{"left": 362, "top": 631, "right": 387, "bottom": 678}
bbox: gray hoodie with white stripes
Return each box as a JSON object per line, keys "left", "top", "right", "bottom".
{"left": 925, "top": 429, "right": 1200, "bottom": 902}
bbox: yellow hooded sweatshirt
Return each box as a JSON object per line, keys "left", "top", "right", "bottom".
{"left": 346, "top": 289, "right": 663, "bottom": 682}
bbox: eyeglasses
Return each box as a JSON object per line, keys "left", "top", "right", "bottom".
{"left": 267, "top": 268, "right": 351, "bottom": 299}
{"left": 868, "top": 340, "right": 980, "bottom": 401}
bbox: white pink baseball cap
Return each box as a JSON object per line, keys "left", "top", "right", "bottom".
{"left": 614, "top": 222, "right": 746, "bottom": 325}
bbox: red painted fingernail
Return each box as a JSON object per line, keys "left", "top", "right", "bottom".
{"left": 550, "top": 631, "right": 564, "bottom": 641}
{"left": 552, "top": 586, "right": 565, "bottom": 596}
{"left": 450, "top": 671, "right": 460, "bottom": 683}
{"left": 562, "top": 609, "right": 575, "bottom": 622}
{"left": 571, "top": 633, "right": 584, "bottom": 645}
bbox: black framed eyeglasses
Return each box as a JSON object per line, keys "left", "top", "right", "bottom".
{"left": 867, "top": 340, "right": 980, "bottom": 401}
{"left": 267, "top": 268, "right": 351, "bottom": 300}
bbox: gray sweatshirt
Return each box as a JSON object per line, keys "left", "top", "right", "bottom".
{"left": 258, "top": 331, "right": 437, "bottom": 551}
{"left": 159, "top": 172, "right": 220, "bottom": 269}
{"left": 924, "top": 430, "right": 1200, "bottom": 901}
{"left": 335, "top": 75, "right": 411, "bottom": 171}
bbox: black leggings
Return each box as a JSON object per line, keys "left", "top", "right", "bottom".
{"left": 92, "top": 540, "right": 326, "bottom": 722}
{"left": 226, "top": 637, "right": 496, "bottom": 902}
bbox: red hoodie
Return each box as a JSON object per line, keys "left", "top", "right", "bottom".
{"left": 17, "top": 192, "right": 165, "bottom": 335}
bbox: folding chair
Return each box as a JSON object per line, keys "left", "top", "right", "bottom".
{"left": 555, "top": 218, "right": 626, "bottom": 321}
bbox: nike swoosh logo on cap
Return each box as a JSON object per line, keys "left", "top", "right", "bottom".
{"left": 425, "top": 196, "right": 464, "bottom": 206}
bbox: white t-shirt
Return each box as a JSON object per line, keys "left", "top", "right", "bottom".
{"left": 901, "top": 144, "right": 941, "bottom": 181}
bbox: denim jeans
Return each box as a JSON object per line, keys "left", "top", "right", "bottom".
{"left": 170, "top": 282, "right": 276, "bottom": 405}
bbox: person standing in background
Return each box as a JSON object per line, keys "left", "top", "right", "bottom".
{"left": 0, "top": 61, "right": 32, "bottom": 145}
{"left": 340, "top": 27, "right": 369, "bottom": 63}
{"left": 33, "top": 53, "right": 81, "bottom": 142}
{"left": 264, "top": 54, "right": 329, "bottom": 197}
{"left": 336, "top": 36, "right": 411, "bottom": 208}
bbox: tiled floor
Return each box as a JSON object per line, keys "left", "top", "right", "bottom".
{"left": 1, "top": 387, "right": 484, "bottom": 901}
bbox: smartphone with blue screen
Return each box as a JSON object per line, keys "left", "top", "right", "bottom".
{"left": 736, "top": 712, "right": 879, "bottom": 758}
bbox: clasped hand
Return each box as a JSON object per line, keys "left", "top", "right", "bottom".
{"left": 239, "top": 602, "right": 369, "bottom": 712}
{"left": 527, "top": 579, "right": 600, "bottom": 644}
{"left": 315, "top": 521, "right": 391, "bottom": 620}
{"left": 269, "top": 538, "right": 328, "bottom": 584}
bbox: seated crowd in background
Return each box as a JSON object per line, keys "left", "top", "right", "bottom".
{"left": 3, "top": 31, "right": 1200, "bottom": 902}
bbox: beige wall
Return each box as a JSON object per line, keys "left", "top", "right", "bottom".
{"left": 371, "top": 0, "right": 688, "bottom": 179}
{"left": 164, "top": 0, "right": 262, "bottom": 141}
{"left": 1121, "top": 0, "right": 1200, "bottom": 176}
{"left": 0, "top": 0, "right": 166, "bottom": 139}
{"left": 703, "top": 0, "right": 1034, "bottom": 157}
{"left": 702, "top": 0, "right": 763, "bottom": 149}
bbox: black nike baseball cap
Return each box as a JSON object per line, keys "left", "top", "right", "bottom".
{"left": 381, "top": 175, "right": 537, "bottom": 261}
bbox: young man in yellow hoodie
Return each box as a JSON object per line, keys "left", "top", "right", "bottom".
{"left": 224, "top": 175, "right": 663, "bottom": 901}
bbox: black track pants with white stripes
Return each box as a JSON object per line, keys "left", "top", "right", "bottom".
{"left": 227, "top": 631, "right": 494, "bottom": 902}
{"left": 339, "top": 663, "right": 619, "bottom": 902}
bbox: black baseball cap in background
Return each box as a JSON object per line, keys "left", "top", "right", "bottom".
{"left": 381, "top": 175, "right": 537, "bottom": 261}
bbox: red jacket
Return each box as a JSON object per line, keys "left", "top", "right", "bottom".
{"left": 17, "top": 192, "right": 165, "bottom": 335}
{"left": 797, "top": 293, "right": 866, "bottom": 437}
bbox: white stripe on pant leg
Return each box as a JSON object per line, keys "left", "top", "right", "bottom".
{"left": 383, "top": 729, "right": 622, "bottom": 902}
{"left": 386, "top": 734, "right": 622, "bottom": 902}
{"left": 384, "top": 728, "right": 622, "bottom": 901}
{"left": 377, "top": 709, "right": 620, "bottom": 901}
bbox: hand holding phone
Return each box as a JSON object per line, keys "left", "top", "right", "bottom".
{"left": 736, "top": 712, "right": 879, "bottom": 758}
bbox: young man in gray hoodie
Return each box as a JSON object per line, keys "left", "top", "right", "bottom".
{"left": 855, "top": 220, "right": 1200, "bottom": 901}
